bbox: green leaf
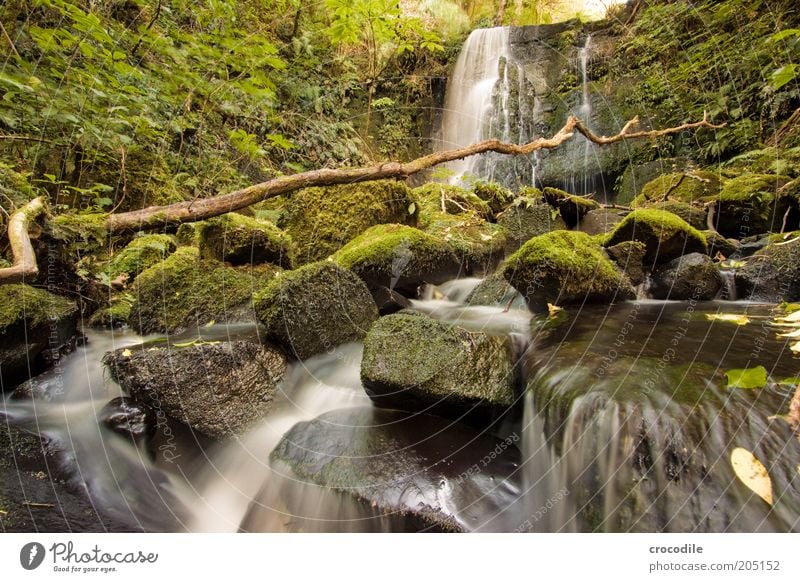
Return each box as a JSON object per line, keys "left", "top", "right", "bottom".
{"left": 408, "top": 202, "right": 416, "bottom": 215}
{"left": 725, "top": 366, "right": 768, "bottom": 389}
{"left": 706, "top": 313, "right": 751, "bottom": 326}
{"left": 770, "top": 64, "right": 798, "bottom": 90}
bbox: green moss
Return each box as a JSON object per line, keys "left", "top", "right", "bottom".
{"left": 106, "top": 234, "right": 177, "bottom": 280}
{"left": 0, "top": 285, "right": 76, "bottom": 333}
{"left": 496, "top": 199, "right": 566, "bottom": 250}
{"left": 605, "top": 208, "right": 707, "bottom": 265}
{"left": 724, "top": 147, "right": 800, "bottom": 178}
{"left": 129, "top": 246, "right": 262, "bottom": 334}
{"left": 542, "top": 187, "right": 600, "bottom": 227}
{"left": 278, "top": 180, "right": 416, "bottom": 264}
{"left": 198, "top": 213, "right": 294, "bottom": 268}
{"left": 420, "top": 211, "right": 507, "bottom": 273}
{"left": 412, "top": 183, "right": 491, "bottom": 218}
{"left": 503, "top": 230, "right": 633, "bottom": 309}
{"left": 49, "top": 212, "right": 109, "bottom": 257}
{"left": 633, "top": 171, "right": 723, "bottom": 207}
{"left": 647, "top": 200, "right": 707, "bottom": 230}
{"left": 715, "top": 173, "right": 788, "bottom": 202}
{"left": 472, "top": 182, "right": 513, "bottom": 215}
{"left": 88, "top": 295, "right": 133, "bottom": 329}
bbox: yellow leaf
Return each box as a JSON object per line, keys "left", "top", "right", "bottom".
{"left": 121, "top": 349, "right": 132, "bottom": 358}
{"left": 778, "top": 311, "right": 800, "bottom": 323}
{"left": 547, "top": 303, "right": 563, "bottom": 318}
{"left": 791, "top": 341, "right": 800, "bottom": 353}
{"left": 778, "top": 328, "right": 800, "bottom": 338}
{"left": 730, "top": 447, "right": 773, "bottom": 505}
{"left": 706, "top": 313, "right": 750, "bottom": 325}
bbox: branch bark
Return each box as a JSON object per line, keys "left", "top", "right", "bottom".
{"left": 0, "top": 197, "right": 45, "bottom": 283}
{"left": 105, "top": 113, "right": 723, "bottom": 233}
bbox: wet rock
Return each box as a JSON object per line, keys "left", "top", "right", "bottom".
{"left": 578, "top": 207, "right": 629, "bottom": 236}
{"left": 198, "top": 213, "right": 294, "bottom": 268}
{"left": 254, "top": 261, "right": 378, "bottom": 360}
{"left": 735, "top": 239, "right": 800, "bottom": 302}
{"left": 88, "top": 298, "right": 132, "bottom": 329}
{"left": 633, "top": 170, "right": 723, "bottom": 207}
{"left": 332, "top": 224, "right": 462, "bottom": 295}
{"left": 503, "top": 230, "right": 634, "bottom": 311}
{"left": 466, "top": 271, "right": 518, "bottom": 306}
{"left": 735, "top": 234, "right": 773, "bottom": 258}
{"left": 12, "top": 376, "right": 66, "bottom": 402}
{"left": 361, "top": 314, "right": 516, "bottom": 424}
{"left": 605, "top": 240, "right": 646, "bottom": 286}
{"left": 100, "top": 397, "right": 157, "bottom": 445}
{"left": 0, "top": 284, "right": 78, "bottom": 390}
{"left": 647, "top": 201, "right": 707, "bottom": 230}
{"left": 278, "top": 180, "right": 417, "bottom": 264}
{"left": 650, "top": 253, "right": 723, "bottom": 300}
{"left": 104, "top": 340, "right": 288, "bottom": 439}
{"left": 419, "top": 213, "right": 507, "bottom": 276}
{"left": 472, "top": 182, "right": 513, "bottom": 216}
{"left": 702, "top": 230, "right": 740, "bottom": 258}
{"left": 264, "top": 407, "right": 522, "bottom": 532}
{"left": 497, "top": 198, "right": 567, "bottom": 250}
{"left": 542, "top": 187, "right": 599, "bottom": 228}
{"left": 605, "top": 208, "right": 707, "bottom": 266}
{"left": 371, "top": 286, "right": 412, "bottom": 315}
{"left": 412, "top": 183, "right": 491, "bottom": 219}
{"left": 615, "top": 158, "right": 689, "bottom": 206}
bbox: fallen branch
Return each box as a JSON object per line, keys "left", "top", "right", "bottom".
{"left": 0, "top": 197, "right": 45, "bottom": 283}
{"left": 105, "top": 113, "right": 723, "bottom": 233}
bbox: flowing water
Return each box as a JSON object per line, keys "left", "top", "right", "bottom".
{"left": 3, "top": 283, "right": 800, "bottom": 532}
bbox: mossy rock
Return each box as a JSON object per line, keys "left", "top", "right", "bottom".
{"left": 723, "top": 147, "right": 800, "bottom": 178}
{"left": 503, "top": 230, "right": 634, "bottom": 311}
{"left": 472, "top": 182, "right": 513, "bottom": 215}
{"left": 709, "top": 173, "right": 793, "bottom": 238}
{"left": 702, "top": 230, "right": 740, "bottom": 258}
{"left": 129, "top": 247, "right": 265, "bottom": 334}
{"left": 605, "top": 208, "right": 707, "bottom": 266}
{"left": 465, "top": 271, "right": 518, "bottom": 307}
{"left": 650, "top": 253, "right": 723, "bottom": 300}
{"left": 615, "top": 159, "right": 687, "bottom": 206}
{"left": 106, "top": 234, "right": 177, "bottom": 281}
{"left": 198, "top": 213, "right": 294, "bottom": 268}
{"left": 735, "top": 239, "right": 800, "bottom": 302}
{"left": 542, "top": 187, "right": 600, "bottom": 228}
{"left": 412, "top": 183, "right": 491, "bottom": 218}
{"left": 332, "top": 224, "right": 462, "bottom": 294}
{"left": 497, "top": 199, "right": 567, "bottom": 250}
{"left": 277, "top": 180, "right": 416, "bottom": 264}
{"left": 253, "top": 261, "right": 378, "bottom": 360}
{"left": 420, "top": 212, "right": 507, "bottom": 276}
{"left": 646, "top": 201, "right": 707, "bottom": 230}
{"left": 88, "top": 295, "right": 133, "bottom": 329}
{"left": 606, "top": 240, "right": 647, "bottom": 287}
{"left": 361, "top": 313, "right": 516, "bottom": 424}
{"left": 0, "top": 285, "right": 78, "bottom": 389}
{"left": 633, "top": 171, "right": 723, "bottom": 207}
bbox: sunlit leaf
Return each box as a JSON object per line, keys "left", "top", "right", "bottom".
{"left": 725, "top": 366, "right": 768, "bottom": 389}
{"left": 121, "top": 349, "right": 132, "bottom": 358}
{"left": 706, "top": 313, "right": 750, "bottom": 326}
{"left": 790, "top": 341, "right": 800, "bottom": 353}
{"left": 778, "top": 328, "right": 800, "bottom": 338}
{"left": 771, "top": 64, "right": 798, "bottom": 90}
{"left": 547, "top": 303, "right": 563, "bottom": 318}
{"left": 730, "top": 447, "right": 773, "bottom": 505}
{"left": 778, "top": 311, "right": 800, "bottom": 323}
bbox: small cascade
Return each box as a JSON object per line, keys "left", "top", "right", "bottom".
{"left": 718, "top": 269, "right": 738, "bottom": 300}
{"left": 635, "top": 274, "right": 654, "bottom": 300}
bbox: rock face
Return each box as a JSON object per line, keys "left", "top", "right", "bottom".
{"left": 650, "top": 253, "right": 723, "bottom": 300}
{"left": 0, "top": 284, "right": 78, "bottom": 390}
{"left": 361, "top": 314, "right": 516, "bottom": 424}
{"left": 265, "top": 407, "right": 522, "bottom": 532}
{"left": 542, "top": 187, "right": 600, "bottom": 228}
{"left": 503, "top": 230, "right": 634, "bottom": 310}
{"left": 198, "top": 213, "right": 294, "bottom": 268}
{"left": 605, "top": 208, "right": 707, "bottom": 266}
{"left": 736, "top": 239, "right": 800, "bottom": 302}
{"left": 332, "top": 224, "right": 462, "bottom": 294}
{"left": 466, "top": 271, "right": 518, "bottom": 306}
{"left": 278, "top": 180, "right": 417, "bottom": 264}
{"left": 253, "top": 261, "right": 378, "bottom": 360}
{"left": 104, "top": 340, "right": 288, "bottom": 439}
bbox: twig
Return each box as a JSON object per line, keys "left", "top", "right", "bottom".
{"left": 706, "top": 201, "right": 718, "bottom": 233}
{"left": 659, "top": 174, "right": 687, "bottom": 202}
{"left": 0, "top": 135, "right": 61, "bottom": 145}
{"left": 781, "top": 205, "right": 791, "bottom": 234}
{"left": 0, "top": 21, "right": 21, "bottom": 61}
{"left": 22, "top": 501, "right": 54, "bottom": 509}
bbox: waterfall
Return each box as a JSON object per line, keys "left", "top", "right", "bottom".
{"left": 565, "top": 33, "right": 598, "bottom": 198}
{"left": 439, "top": 27, "right": 511, "bottom": 184}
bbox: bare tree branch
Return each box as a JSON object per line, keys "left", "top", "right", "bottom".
{"left": 0, "top": 197, "right": 45, "bottom": 283}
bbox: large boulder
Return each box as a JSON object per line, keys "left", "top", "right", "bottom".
{"left": 710, "top": 174, "right": 794, "bottom": 238}
{"left": 412, "top": 183, "right": 491, "bottom": 219}
{"left": 497, "top": 197, "right": 567, "bottom": 250}
{"left": 503, "top": 230, "right": 634, "bottom": 311}
{"left": 105, "top": 234, "right": 177, "bottom": 281}
{"left": 0, "top": 284, "right": 78, "bottom": 390}
{"left": 361, "top": 313, "right": 516, "bottom": 424}
{"left": 735, "top": 238, "right": 800, "bottom": 302}
{"left": 253, "top": 261, "right": 378, "bottom": 360}
{"left": 198, "top": 213, "right": 294, "bottom": 268}
{"left": 650, "top": 253, "right": 723, "bottom": 300}
{"left": 605, "top": 240, "right": 647, "bottom": 287}
{"left": 578, "top": 207, "right": 629, "bottom": 236}
{"left": 604, "top": 208, "right": 707, "bottom": 266}
{"left": 332, "top": 224, "right": 462, "bottom": 294}
{"left": 632, "top": 170, "right": 723, "bottom": 206}
{"left": 104, "top": 340, "right": 288, "bottom": 439}
{"left": 277, "top": 180, "right": 417, "bottom": 264}
{"left": 129, "top": 246, "right": 273, "bottom": 335}
{"left": 260, "top": 407, "right": 522, "bottom": 532}
{"left": 419, "top": 212, "right": 507, "bottom": 276}
{"left": 466, "top": 271, "right": 518, "bottom": 306}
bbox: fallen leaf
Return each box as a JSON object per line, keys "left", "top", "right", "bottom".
{"left": 730, "top": 447, "right": 773, "bottom": 505}
{"left": 547, "top": 303, "right": 563, "bottom": 318}
{"left": 121, "top": 348, "right": 132, "bottom": 358}
{"left": 706, "top": 313, "right": 750, "bottom": 326}
{"left": 725, "top": 366, "right": 768, "bottom": 389}
{"left": 778, "top": 311, "right": 800, "bottom": 323}
{"left": 778, "top": 328, "right": 800, "bottom": 338}
{"left": 791, "top": 341, "right": 800, "bottom": 353}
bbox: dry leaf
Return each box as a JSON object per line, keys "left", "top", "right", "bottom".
{"left": 730, "top": 447, "right": 773, "bottom": 505}
{"left": 121, "top": 348, "right": 132, "bottom": 358}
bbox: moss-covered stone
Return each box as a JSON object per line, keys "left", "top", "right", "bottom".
{"left": 88, "top": 295, "right": 133, "bottom": 329}
{"left": 361, "top": 314, "right": 516, "bottom": 424}
{"left": 633, "top": 171, "right": 723, "bottom": 207}
{"left": 465, "top": 271, "right": 518, "bottom": 307}
{"left": 735, "top": 239, "right": 800, "bottom": 302}
{"left": 646, "top": 201, "right": 707, "bottom": 230}
{"left": 0, "top": 285, "right": 78, "bottom": 389}
{"left": 277, "top": 180, "right": 416, "bottom": 264}
{"left": 503, "top": 230, "right": 634, "bottom": 310}
{"left": 542, "top": 187, "right": 600, "bottom": 227}
{"left": 412, "top": 183, "right": 491, "bottom": 218}
{"left": 723, "top": 147, "right": 800, "bottom": 178}
{"left": 615, "top": 159, "right": 687, "bottom": 206}
{"left": 253, "top": 261, "right": 378, "bottom": 360}
{"left": 332, "top": 224, "right": 462, "bottom": 293}
{"left": 106, "top": 234, "right": 177, "bottom": 281}
{"left": 472, "top": 182, "right": 513, "bottom": 215}
{"left": 497, "top": 199, "right": 567, "bottom": 250}
{"left": 605, "top": 208, "right": 707, "bottom": 266}
{"left": 198, "top": 213, "right": 293, "bottom": 267}
{"left": 129, "top": 247, "right": 263, "bottom": 334}
{"left": 420, "top": 212, "right": 507, "bottom": 275}
{"left": 710, "top": 173, "right": 793, "bottom": 238}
